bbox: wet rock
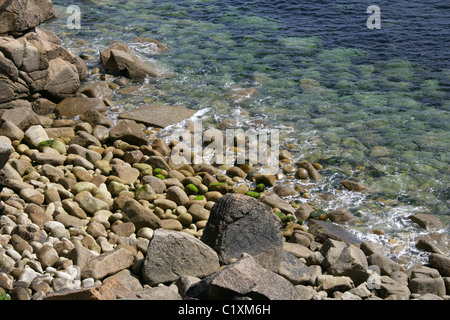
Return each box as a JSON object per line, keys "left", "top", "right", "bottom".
{"left": 24, "top": 125, "right": 49, "bottom": 148}
{"left": 308, "top": 219, "right": 363, "bottom": 246}
{"left": 229, "top": 87, "right": 259, "bottom": 103}
{"left": 201, "top": 193, "right": 284, "bottom": 264}
{"left": 273, "top": 185, "right": 297, "bottom": 197}
{"left": 0, "top": 121, "right": 24, "bottom": 141}
{"left": 415, "top": 233, "right": 449, "bottom": 255}
{"left": 80, "top": 109, "right": 114, "bottom": 128}
{"left": 328, "top": 207, "right": 354, "bottom": 223}
{"left": 294, "top": 203, "right": 314, "bottom": 221}
{"left": 296, "top": 160, "right": 322, "bottom": 182}
{"left": 409, "top": 213, "right": 445, "bottom": 230}
{"left": 132, "top": 36, "right": 169, "bottom": 54}
{"left": 100, "top": 42, "right": 161, "bottom": 82}
{"left": 142, "top": 229, "right": 220, "bottom": 286}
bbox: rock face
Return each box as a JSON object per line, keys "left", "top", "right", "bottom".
{"left": 320, "top": 239, "right": 368, "bottom": 286}
{"left": 201, "top": 193, "right": 284, "bottom": 264}
{"left": 0, "top": 0, "right": 55, "bottom": 34}
{"left": 0, "top": 29, "right": 86, "bottom": 106}
{"left": 142, "top": 229, "right": 220, "bottom": 286}
{"left": 0, "top": 1, "right": 86, "bottom": 109}
{"left": 308, "top": 219, "right": 363, "bottom": 246}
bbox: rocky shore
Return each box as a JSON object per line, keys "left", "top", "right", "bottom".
{"left": 0, "top": 0, "right": 449, "bottom": 301}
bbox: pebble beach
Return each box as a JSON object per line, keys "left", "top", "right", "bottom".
{"left": 0, "top": 0, "right": 449, "bottom": 301}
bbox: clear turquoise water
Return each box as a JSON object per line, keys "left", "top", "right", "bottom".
{"left": 43, "top": 0, "right": 449, "bottom": 265}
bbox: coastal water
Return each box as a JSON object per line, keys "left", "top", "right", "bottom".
{"left": 43, "top": 0, "right": 449, "bottom": 266}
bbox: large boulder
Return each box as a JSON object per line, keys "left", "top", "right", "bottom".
{"left": 141, "top": 229, "right": 220, "bottom": 286}
{"left": 185, "top": 255, "right": 301, "bottom": 300}
{"left": 320, "top": 239, "right": 369, "bottom": 286}
{"left": 100, "top": 42, "right": 168, "bottom": 82}
{"left": 0, "top": 0, "right": 55, "bottom": 34}
{"left": 0, "top": 28, "right": 86, "bottom": 107}
{"left": 201, "top": 193, "right": 284, "bottom": 265}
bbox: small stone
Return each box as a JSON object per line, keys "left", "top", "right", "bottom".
{"left": 165, "top": 186, "right": 189, "bottom": 206}
{"left": 36, "top": 244, "right": 59, "bottom": 269}
{"left": 328, "top": 207, "right": 354, "bottom": 223}
{"left": 154, "top": 198, "right": 177, "bottom": 211}
{"left": 86, "top": 220, "right": 108, "bottom": 238}
{"left": 111, "top": 222, "right": 136, "bottom": 237}
{"left": 188, "top": 204, "right": 210, "bottom": 221}
{"left": 23, "top": 125, "right": 49, "bottom": 148}
{"left": 255, "top": 174, "right": 276, "bottom": 187}
{"left": 19, "top": 188, "right": 45, "bottom": 205}
{"left": 295, "top": 168, "right": 309, "bottom": 179}
{"left": 317, "top": 275, "right": 354, "bottom": 294}
{"left": 135, "top": 184, "right": 156, "bottom": 201}
{"left": 160, "top": 219, "right": 183, "bottom": 231}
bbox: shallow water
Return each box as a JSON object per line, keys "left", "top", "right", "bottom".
{"left": 43, "top": 0, "right": 449, "bottom": 266}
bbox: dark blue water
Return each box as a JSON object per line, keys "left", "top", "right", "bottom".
{"left": 44, "top": 0, "right": 449, "bottom": 264}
